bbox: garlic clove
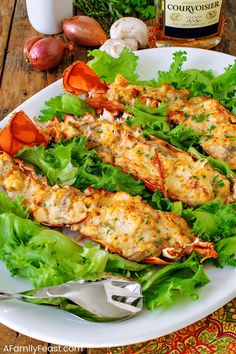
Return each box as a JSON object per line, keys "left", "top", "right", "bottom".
{"left": 100, "top": 38, "right": 132, "bottom": 58}
{"left": 122, "top": 38, "right": 138, "bottom": 51}
{"left": 110, "top": 17, "right": 149, "bottom": 48}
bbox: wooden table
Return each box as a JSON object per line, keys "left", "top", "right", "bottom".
{"left": 0, "top": 0, "right": 235, "bottom": 353}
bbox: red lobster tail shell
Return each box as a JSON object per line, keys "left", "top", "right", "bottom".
{"left": 0, "top": 111, "right": 49, "bottom": 155}
{"left": 63, "top": 60, "right": 108, "bottom": 95}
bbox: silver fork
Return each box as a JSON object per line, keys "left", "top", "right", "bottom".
{"left": 0, "top": 277, "right": 143, "bottom": 322}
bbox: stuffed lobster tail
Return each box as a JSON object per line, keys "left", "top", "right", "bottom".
{"left": 0, "top": 151, "right": 217, "bottom": 264}
{"left": 44, "top": 115, "right": 234, "bottom": 206}
{"left": 62, "top": 61, "right": 189, "bottom": 113}
{"left": 0, "top": 112, "right": 234, "bottom": 207}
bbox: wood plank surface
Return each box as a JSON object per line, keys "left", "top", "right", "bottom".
{"left": 0, "top": 0, "right": 88, "bottom": 120}
{"left": 0, "top": 0, "right": 16, "bottom": 83}
{"left": 0, "top": 0, "right": 235, "bottom": 353}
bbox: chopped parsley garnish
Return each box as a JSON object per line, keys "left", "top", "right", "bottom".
{"left": 192, "top": 113, "right": 205, "bottom": 122}
{"left": 213, "top": 175, "right": 225, "bottom": 189}
{"left": 205, "top": 134, "right": 214, "bottom": 140}
{"left": 209, "top": 125, "right": 216, "bottom": 131}
{"left": 225, "top": 134, "right": 236, "bottom": 141}
{"left": 156, "top": 239, "right": 163, "bottom": 245}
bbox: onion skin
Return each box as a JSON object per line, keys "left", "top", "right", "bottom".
{"left": 23, "top": 36, "right": 73, "bottom": 71}
{"left": 63, "top": 16, "right": 108, "bottom": 47}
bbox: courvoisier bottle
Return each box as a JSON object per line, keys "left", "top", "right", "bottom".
{"left": 154, "top": 0, "right": 225, "bottom": 48}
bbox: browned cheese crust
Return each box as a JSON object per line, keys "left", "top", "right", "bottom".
{"left": 0, "top": 152, "right": 201, "bottom": 262}
{"left": 168, "top": 97, "right": 236, "bottom": 170}
{"left": 88, "top": 75, "right": 236, "bottom": 170}
{"left": 43, "top": 115, "right": 234, "bottom": 206}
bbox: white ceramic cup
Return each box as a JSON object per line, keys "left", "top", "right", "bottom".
{"left": 26, "top": 0, "right": 74, "bottom": 35}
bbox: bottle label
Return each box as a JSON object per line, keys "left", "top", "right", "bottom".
{"left": 164, "top": 0, "right": 223, "bottom": 38}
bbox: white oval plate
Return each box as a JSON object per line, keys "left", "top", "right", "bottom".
{"left": 0, "top": 47, "right": 235, "bottom": 348}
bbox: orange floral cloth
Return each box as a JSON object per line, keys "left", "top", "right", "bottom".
{"left": 108, "top": 299, "right": 236, "bottom": 354}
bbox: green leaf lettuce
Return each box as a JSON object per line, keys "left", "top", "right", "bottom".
{"left": 17, "top": 137, "right": 147, "bottom": 196}
{"left": 141, "top": 253, "right": 210, "bottom": 309}
{"left": 88, "top": 48, "right": 139, "bottom": 83}
{"left": 38, "top": 94, "right": 94, "bottom": 123}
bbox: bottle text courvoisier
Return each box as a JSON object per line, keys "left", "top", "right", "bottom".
{"left": 167, "top": 1, "right": 220, "bottom": 14}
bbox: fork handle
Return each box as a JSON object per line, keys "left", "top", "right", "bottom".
{"left": 0, "top": 292, "right": 21, "bottom": 300}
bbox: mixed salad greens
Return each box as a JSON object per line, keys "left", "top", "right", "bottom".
{"left": 0, "top": 49, "right": 235, "bottom": 314}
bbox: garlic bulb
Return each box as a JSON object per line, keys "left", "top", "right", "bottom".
{"left": 110, "top": 17, "right": 149, "bottom": 48}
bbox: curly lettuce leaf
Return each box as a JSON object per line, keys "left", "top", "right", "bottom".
{"left": 155, "top": 51, "right": 214, "bottom": 98}
{"left": 88, "top": 48, "right": 139, "bottom": 83}
{"left": 182, "top": 200, "right": 236, "bottom": 242}
{"left": 0, "top": 191, "right": 28, "bottom": 218}
{"left": 125, "top": 100, "right": 200, "bottom": 150}
{"left": 140, "top": 253, "right": 210, "bottom": 310}
{"left": 156, "top": 51, "right": 235, "bottom": 113}
{"left": 180, "top": 69, "right": 214, "bottom": 98}
{"left": 212, "top": 61, "right": 236, "bottom": 111}
{"left": 188, "top": 147, "right": 235, "bottom": 179}
{"left": 155, "top": 51, "right": 189, "bottom": 87}
{"left": 150, "top": 190, "right": 183, "bottom": 214}
{"left": 215, "top": 236, "right": 236, "bottom": 267}
{"left": 225, "top": 97, "right": 236, "bottom": 116}
{"left": 17, "top": 143, "right": 78, "bottom": 186}
{"left": 126, "top": 100, "right": 170, "bottom": 132}
{"left": 17, "top": 137, "right": 146, "bottom": 196}
{"left": 0, "top": 213, "right": 107, "bottom": 287}
{"left": 38, "top": 94, "right": 94, "bottom": 122}
{"left": 168, "top": 124, "right": 201, "bottom": 149}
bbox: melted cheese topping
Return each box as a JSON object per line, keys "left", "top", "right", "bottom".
{"left": 169, "top": 97, "right": 236, "bottom": 169}
{"left": 44, "top": 116, "right": 233, "bottom": 206}
{"left": 73, "top": 192, "right": 194, "bottom": 261}
{"left": 0, "top": 153, "right": 198, "bottom": 262}
{"left": 106, "top": 74, "right": 189, "bottom": 108}
{"left": 0, "top": 154, "right": 88, "bottom": 226}
{"left": 89, "top": 75, "right": 235, "bottom": 170}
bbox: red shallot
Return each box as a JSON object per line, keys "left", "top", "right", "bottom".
{"left": 23, "top": 36, "right": 73, "bottom": 71}
{"left": 63, "top": 16, "right": 108, "bottom": 47}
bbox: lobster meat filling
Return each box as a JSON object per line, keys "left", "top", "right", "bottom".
{"left": 43, "top": 114, "right": 234, "bottom": 206}
{"left": 0, "top": 111, "right": 234, "bottom": 207}
{"left": 0, "top": 152, "right": 217, "bottom": 264}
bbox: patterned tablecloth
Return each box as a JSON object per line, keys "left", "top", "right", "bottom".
{"left": 108, "top": 299, "right": 236, "bottom": 354}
